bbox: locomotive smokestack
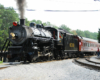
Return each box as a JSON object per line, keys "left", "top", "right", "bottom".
{"left": 16, "top": 0, "right": 26, "bottom": 19}
{"left": 20, "top": 19, "right": 25, "bottom": 25}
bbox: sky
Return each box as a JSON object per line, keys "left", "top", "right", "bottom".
{"left": 0, "top": 0, "right": 100, "bottom": 32}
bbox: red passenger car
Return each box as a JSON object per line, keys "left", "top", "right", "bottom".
{"left": 76, "top": 36, "right": 100, "bottom": 55}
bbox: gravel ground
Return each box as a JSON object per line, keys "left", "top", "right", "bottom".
{"left": 90, "top": 56, "right": 100, "bottom": 63}
{"left": 0, "top": 59, "right": 100, "bottom": 80}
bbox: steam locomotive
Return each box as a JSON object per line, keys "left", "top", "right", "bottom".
{"left": 0, "top": 19, "right": 99, "bottom": 62}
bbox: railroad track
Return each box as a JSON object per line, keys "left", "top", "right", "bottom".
{"left": 0, "top": 62, "right": 22, "bottom": 70}
{"left": 0, "top": 55, "right": 95, "bottom": 70}
{"left": 0, "top": 59, "right": 63, "bottom": 70}
{"left": 0, "top": 57, "right": 74, "bottom": 70}
{"left": 74, "top": 56, "right": 100, "bottom": 71}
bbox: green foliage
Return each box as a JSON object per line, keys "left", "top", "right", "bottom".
{"left": 42, "top": 22, "right": 47, "bottom": 26}
{"left": 76, "top": 29, "right": 85, "bottom": 37}
{"left": 71, "top": 30, "right": 77, "bottom": 35}
{"left": 59, "top": 24, "right": 70, "bottom": 32}
{"left": 0, "top": 61, "right": 3, "bottom": 64}
{"left": 52, "top": 25, "right": 58, "bottom": 29}
{"left": 0, "top": 4, "right": 19, "bottom": 50}
{"left": 31, "top": 19, "right": 42, "bottom": 24}
{"left": 25, "top": 18, "right": 30, "bottom": 26}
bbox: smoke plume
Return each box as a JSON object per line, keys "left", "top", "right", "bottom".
{"left": 16, "top": 0, "right": 26, "bottom": 19}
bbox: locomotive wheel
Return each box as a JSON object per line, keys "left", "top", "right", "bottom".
{"left": 72, "top": 54, "right": 75, "bottom": 58}
{"left": 60, "top": 50, "right": 65, "bottom": 59}
{"left": 47, "top": 56, "right": 51, "bottom": 61}
{"left": 36, "top": 58, "right": 41, "bottom": 62}
{"left": 28, "top": 58, "right": 35, "bottom": 63}
{"left": 74, "top": 54, "right": 77, "bottom": 58}
{"left": 40, "top": 57, "right": 43, "bottom": 62}
{"left": 49, "top": 56, "right": 53, "bottom": 61}
{"left": 8, "top": 57, "right": 20, "bottom": 62}
{"left": 50, "top": 51, "right": 54, "bottom": 60}
{"left": 43, "top": 57, "right": 46, "bottom": 61}
{"left": 57, "top": 55, "right": 60, "bottom": 60}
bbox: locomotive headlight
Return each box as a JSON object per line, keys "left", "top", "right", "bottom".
{"left": 10, "top": 32, "right": 15, "bottom": 39}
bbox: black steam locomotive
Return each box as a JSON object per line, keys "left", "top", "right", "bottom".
{"left": 0, "top": 19, "right": 98, "bottom": 62}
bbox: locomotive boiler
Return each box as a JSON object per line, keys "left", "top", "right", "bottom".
{"left": 9, "top": 19, "right": 52, "bottom": 45}
{"left": 1, "top": 19, "right": 54, "bottom": 62}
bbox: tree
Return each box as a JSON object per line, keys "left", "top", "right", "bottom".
{"left": 42, "top": 21, "right": 52, "bottom": 26}
{"left": 84, "top": 30, "right": 93, "bottom": 38}
{"left": 42, "top": 22, "right": 47, "bottom": 26}
{"left": 36, "top": 20, "right": 42, "bottom": 24}
{"left": 52, "top": 25, "right": 58, "bottom": 29}
{"left": 31, "top": 19, "right": 42, "bottom": 24}
{"left": 31, "top": 19, "right": 37, "bottom": 23}
{"left": 25, "top": 18, "right": 30, "bottom": 26}
{"left": 59, "top": 24, "right": 70, "bottom": 32}
{"left": 71, "top": 30, "right": 77, "bottom": 35}
{"left": 0, "top": 4, "right": 19, "bottom": 50}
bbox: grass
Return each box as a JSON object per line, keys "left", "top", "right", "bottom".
{"left": 0, "top": 61, "right": 3, "bottom": 64}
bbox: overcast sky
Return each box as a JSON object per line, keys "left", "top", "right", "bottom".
{"left": 0, "top": 0, "right": 100, "bottom": 32}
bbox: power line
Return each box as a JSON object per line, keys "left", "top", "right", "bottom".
{"left": 43, "top": 0, "right": 100, "bottom": 4}
{"left": 44, "top": 10, "right": 100, "bottom": 12}
{"left": 1, "top": 8, "right": 100, "bottom": 12}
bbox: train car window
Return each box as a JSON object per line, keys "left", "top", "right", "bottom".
{"left": 84, "top": 43, "right": 85, "bottom": 46}
{"left": 91, "top": 44, "right": 92, "bottom": 47}
{"left": 93, "top": 44, "right": 94, "bottom": 47}
{"left": 90, "top": 43, "right": 92, "bottom": 47}
{"left": 59, "top": 32, "right": 64, "bottom": 39}
{"left": 88, "top": 43, "right": 89, "bottom": 47}
{"left": 85, "top": 43, "right": 87, "bottom": 46}
{"left": 89, "top": 43, "right": 90, "bottom": 47}
{"left": 53, "top": 31, "right": 55, "bottom": 39}
{"left": 87, "top": 43, "right": 89, "bottom": 47}
{"left": 48, "top": 30, "right": 57, "bottom": 39}
{"left": 86, "top": 43, "right": 87, "bottom": 47}
{"left": 87, "top": 43, "right": 88, "bottom": 47}
{"left": 92, "top": 44, "right": 93, "bottom": 47}
{"left": 85, "top": 43, "right": 86, "bottom": 46}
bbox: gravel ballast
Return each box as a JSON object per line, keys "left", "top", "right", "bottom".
{"left": 0, "top": 59, "right": 100, "bottom": 80}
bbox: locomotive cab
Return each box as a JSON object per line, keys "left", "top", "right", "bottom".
{"left": 44, "top": 27, "right": 66, "bottom": 45}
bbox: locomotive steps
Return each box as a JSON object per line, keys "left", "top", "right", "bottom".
{"left": 74, "top": 56, "right": 100, "bottom": 70}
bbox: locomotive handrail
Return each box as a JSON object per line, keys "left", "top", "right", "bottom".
{"left": 0, "top": 38, "right": 10, "bottom": 61}
{"left": 1, "top": 38, "right": 9, "bottom": 53}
